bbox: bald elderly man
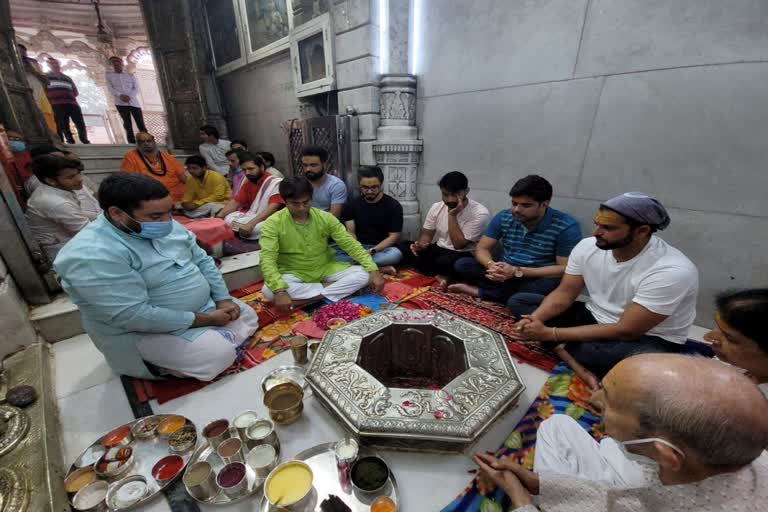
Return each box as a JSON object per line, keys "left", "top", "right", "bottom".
{"left": 474, "top": 354, "right": 768, "bottom": 511}
{"left": 513, "top": 192, "right": 699, "bottom": 381}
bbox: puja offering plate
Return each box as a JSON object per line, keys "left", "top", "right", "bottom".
{"left": 65, "top": 414, "right": 196, "bottom": 511}
{"left": 256, "top": 442, "right": 399, "bottom": 511}
{"left": 306, "top": 309, "right": 526, "bottom": 453}
{"left": 184, "top": 426, "right": 281, "bottom": 505}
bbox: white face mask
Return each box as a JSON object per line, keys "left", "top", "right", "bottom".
{"left": 618, "top": 437, "right": 686, "bottom": 471}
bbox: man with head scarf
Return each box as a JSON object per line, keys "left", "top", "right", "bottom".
{"left": 513, "top": 192, "right": 699, "bottom": 383}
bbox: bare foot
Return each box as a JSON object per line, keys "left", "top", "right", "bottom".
{"left": 434, "top": 275, "right": 450, "bottom": 291}
{"left": 555, "top": 344, "right": 601, "bottom": 392}
{"left": 447, "top": 283, "right": 480, "bottom": 297}
{"left": 379, "top": 265, "right": 397, "bottom": 275}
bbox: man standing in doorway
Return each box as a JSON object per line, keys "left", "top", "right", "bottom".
{"left": 106, "top": 56, "right": 147, "bottom": 144}
{"left": 199, "top": 125, "right": 231, "bottom": 176}
{"left": 45, "top": 57, "right": 90, "bottom": 144}
{"left": 301, "top": 145, "right": 346, "bottom": 218}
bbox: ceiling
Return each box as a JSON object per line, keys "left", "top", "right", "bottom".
{"left": 10, "top": 0, "right": 148, "bottom": 41}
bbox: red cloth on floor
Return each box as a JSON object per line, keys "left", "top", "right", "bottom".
{"left": 175, "top": 216, "right": 234, "bottom": 246}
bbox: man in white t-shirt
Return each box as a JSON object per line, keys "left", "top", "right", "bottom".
{"left": 199, "top": 124, "right": 232, "bottom": 175}
{"left": 514, "top": 192, "right": 699, "bottom": 380}
{"left": 407, "top": 171, "right": 490, "bottom": 287}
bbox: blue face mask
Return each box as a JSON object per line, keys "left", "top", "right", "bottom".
{"left": 9, "top": 140, "right": 26, "bottom": 153}
{"left": 121, "top": 211, "right": 174, "bottom": 239}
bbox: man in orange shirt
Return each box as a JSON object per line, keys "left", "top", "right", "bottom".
{"left": 120, "top": 131, "right": 187, "bottom": 202}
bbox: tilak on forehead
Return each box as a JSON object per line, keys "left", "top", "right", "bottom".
{"left": 594, "top": 209, "right": 626, "bottom": 226}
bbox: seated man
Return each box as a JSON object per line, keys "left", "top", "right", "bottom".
{"left": 178, "top": 155, "right": 231, "bottom": 218}
{"left": 706, "top": 288, "right": 768, "bottom": 398}
{"left": 216, "top": 152, "right": 283, "bottom": 239}
{"left": 450, "top": 175, "right": 581, "bottom": 317}
{"left": 336, "top": 166, "right": 403, "bottom": 273}
{"left": 515, "top": 192, "right": 699, "bottom": 379}
{"left": 225, "top": 149, "right": 246, "bottom": 197}
{"left": 120, "top": 131, "right": 187, "bottom": 202}
{"left": 301, "top": 145, "right": 347, "bottom": 217}
{"left": 230, "top": 139, "right": 248, "bottom": 151}
{"left": 198, "top": 124, "right": 231, "bottom": 175}
{"left": 26, "top": 154, "right": 101, "bottom": 260}
{"left": 259, "top": 176, "right": 384, "bottom": 312}
{"left": 53, "top": 173, "right": 258, "bottom": 381}
{"left": 474, "top": 354, "right": 768, "bottom": 511}
{"left": 257, "top": 151, "right": 285, "bottom": 179}
{"left": 408, "top": 171, "right": 490, "bottom": 286}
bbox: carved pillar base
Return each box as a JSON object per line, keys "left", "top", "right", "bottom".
{"left": 373, "top": 74, "right": 423, "bottom": 239}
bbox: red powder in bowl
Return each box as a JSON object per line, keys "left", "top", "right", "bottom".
{"left": 101, "top": 425, "right": 131, "bottom": 447}
{"left": 152, "top": 455, "right": 184, "bottom": 482}
{"left": 204, "top": 420, "right": 229, "bottom": 438}
{"left": 217, "top": 463, "right": 246, "bottom": 488}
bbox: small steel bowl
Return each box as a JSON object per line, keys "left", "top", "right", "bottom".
{"left": 246, "top": 443, "right": 279, "bottom": 478}
{"left": 100, "top": 424, "right": 133, "bottom": 448}
{"left": 183, "top": 461, "right": 219, "bottom": 502}
{"left": 202, "top": 419, "right": 232, "bottom": 450}
{"left": 94, "top": 447, "right": 135, "bottom": 480}
{"left": 64, "top": 466, "right": 97, "bottom": 494}
{"left": 168, "top": 425, "right": 197, "bottom": 453}
{"left": 151, "top": 454, "right": 185, "bottom": 485}
{"left": 217, "top": 437, "right": 245, "bottom": 465}
{"left": 105, "top": 474, "right": 149, "bottom": 510}
{"left": 351, "top": 455, "right": 391, "bottom": 496}
{"left": 216, "top": 462, "right": 248, "bottom": 498}
{"left": 72, "top": 480, "right": 109, "bottom": 511}
{"left": 232, "top": 410, "right": 260, "bottom": 439}
{"left": 157, "top": 415, "right": 187, "bottom": 437}
{"left": 131, "top": 416, "right": 160, "bottom": 440}
{"left": 261, "top": 365, "right": 307, "bottom": 393}
{"left": 263, "top": 461, "right": 314, "bottom": 509}
{"left": 263, "top": 381, "right": 304, "bottom": 425}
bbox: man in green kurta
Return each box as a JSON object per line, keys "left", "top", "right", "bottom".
{"left": 259, "top": 176, "right": 385, "bottom": 312}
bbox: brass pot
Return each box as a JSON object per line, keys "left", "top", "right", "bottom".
{"left": 263, "top": 382, "right": 304, "bottom": 425}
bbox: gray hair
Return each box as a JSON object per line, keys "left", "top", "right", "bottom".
{"left": 635, "top": 357, "right": 768, "bottom": 468}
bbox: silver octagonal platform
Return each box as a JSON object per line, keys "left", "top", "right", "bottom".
{"left": 306, "top": 310, "right": 526, "bottom": 453}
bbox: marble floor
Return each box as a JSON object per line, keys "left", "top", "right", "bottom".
{"left": 53, "top": 325, "right": 711, "bottom": 511}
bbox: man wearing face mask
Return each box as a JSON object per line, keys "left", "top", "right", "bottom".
{"left": 406, "top": 171, "right": 490, "bottom": 288}
{"left": 215, "top": 152, "right": 284, "bottom": 239}
{"left": 473, "top": 354, "right": 768, "bottom": 511}
{"left": 53, "top": 173, "right": 258, "bottom": 381}
{"left": 513, "top": 192, "right": 699, "bottom": 383}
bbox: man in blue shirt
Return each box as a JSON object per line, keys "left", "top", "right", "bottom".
{"left": 54, "top": 173, "right": 258, "bottom": 381}
{"left": 450, "top": 175, "right": 581, "bottom": 317}
{"left": 302, "top": 145, "right": 347, "bottom": 218}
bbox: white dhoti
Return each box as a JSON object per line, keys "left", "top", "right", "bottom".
{"left": 534, "top": 415, "right": 646, "bottom": 487}
{"left": 184, "top": 202, "right": 225, "bottom": 218}
{"left": 136, "top": 305, "right": 259, "bottom": 381}
{"left": 261, "top": 266, "right": 370, "bottom": 303}
{"left": 224, "top": 211, "right": 264, "bottom": 240}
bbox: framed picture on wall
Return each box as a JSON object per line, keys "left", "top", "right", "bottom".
{"left": 241, "top": 0, "right": 293, "bottom": 61}
{"left": 290, "top": 13, "right": 335, "bottom": 97}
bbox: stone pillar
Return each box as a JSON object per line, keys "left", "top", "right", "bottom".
{"left": 373, "top": 74, "right": 422, "bottom": 238}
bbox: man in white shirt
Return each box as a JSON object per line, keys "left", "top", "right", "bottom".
{"left": 514, "top": 192, "right": 698, "bottom": 380}
{"left": 474, "top": 354, "right": 768, "bottom": 512}
{"left": 105, "top": 56, "right": 147, "bottom": 144}
{"left": 408, "top": 171, "right": 490, "bottom": 288}
{"left": 26, "top": 154, "right": 101, "bottom": 260}
{"left": 199, "top": 124, "right": 231, "bottom": 176}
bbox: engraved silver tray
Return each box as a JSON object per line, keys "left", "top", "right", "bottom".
{"left": 256, "top": 442, "right": 399, "bottom": 511}
{"left": 306, "top": 310, "right": 526, "bottom": 453}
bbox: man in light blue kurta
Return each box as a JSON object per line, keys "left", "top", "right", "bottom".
{"left": 54, "top": 173, "right": 258, "bottom": 380}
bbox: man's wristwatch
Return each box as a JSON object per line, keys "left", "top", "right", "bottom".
{"left": 370, "top": 248, "right": 378, "bottom": 254}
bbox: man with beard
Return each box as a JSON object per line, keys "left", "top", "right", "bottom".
{"left": 301, "top": 145, "right": 347, "bottom": 217}
{"left": 449, "top": 175, "right": 581, "bottom": 316}
{"left": 216, "top": 152, "right": 283, "bottom": 239}
{"left": 178, "top": 155, "right": 231, "bottom": 218}
{"left": 407, "top": 171, "right": 490, "bottom": 288}
{"left": 120, "top": 131, "right": 187, "bottom": 202}
{"left": 512, "top": 192, "right": 699, "bottom": 380}
{"left": 337, "top": 166, "right": 403, "bottom": 273}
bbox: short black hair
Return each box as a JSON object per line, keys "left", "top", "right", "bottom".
{"left": 185, "top": 155, "right": 206, "bottom": 167}
{"left": 98, "top": 173, "right": 170, "bottom": 215}
{"left": 716, "top": 289, "right": 768, "bottom": 354}
{"left": 279, "top": 176, "right": 313, "bottom": 201}
{"left": 108, "top": 55, "right": 122, "bottom": 62}
{"left": 438, "top": 171, "right": 468, "bottom": 193}
{"left": 257, "top": 151, "right": 275, "bottom": 167}
{"left": 225, "top": 149, "right": 239, "bottom": 157}
{"left": 230, "top": 139, "right": 248, "bottom": 149}
{"left": 29, "top": 144, "right": 61, "bottom": 159}
{"left": 509, "top": 175, "right": 553, "bottom": 203}
{"left": 237, "top": 151, "right": 266, "bottom": 167}
{"left": 199, "top": 124, "right": 220, "bottom": 139}
{"left": 30, "top": 154, "right": 82, "bottom": 182}
{"left": 301, "top": 145, "right": 329, "bottom": 163}
{"left": 358, "top": 165, "right": 384, "bottom": 183}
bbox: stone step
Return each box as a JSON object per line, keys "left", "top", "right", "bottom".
{"left": 30, "top": 251, "right": 261, "bottom": 343}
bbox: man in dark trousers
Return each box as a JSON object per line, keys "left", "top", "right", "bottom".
{"left": 45, "top": 58, "right": 90, "bottom": 144}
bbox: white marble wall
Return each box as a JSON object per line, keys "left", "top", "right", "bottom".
{"left": 416, "top": 0, "right": 768, "bottom": 324}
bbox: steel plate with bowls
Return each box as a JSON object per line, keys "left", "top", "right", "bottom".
{"left": 184, "top": 426, "right": 281, "bottom": 505}
{"left": 64, "top": 414, "right": 196, "bottom": 511}
{"left": 256, "top": 442, "right": 399, "bottom": 511}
